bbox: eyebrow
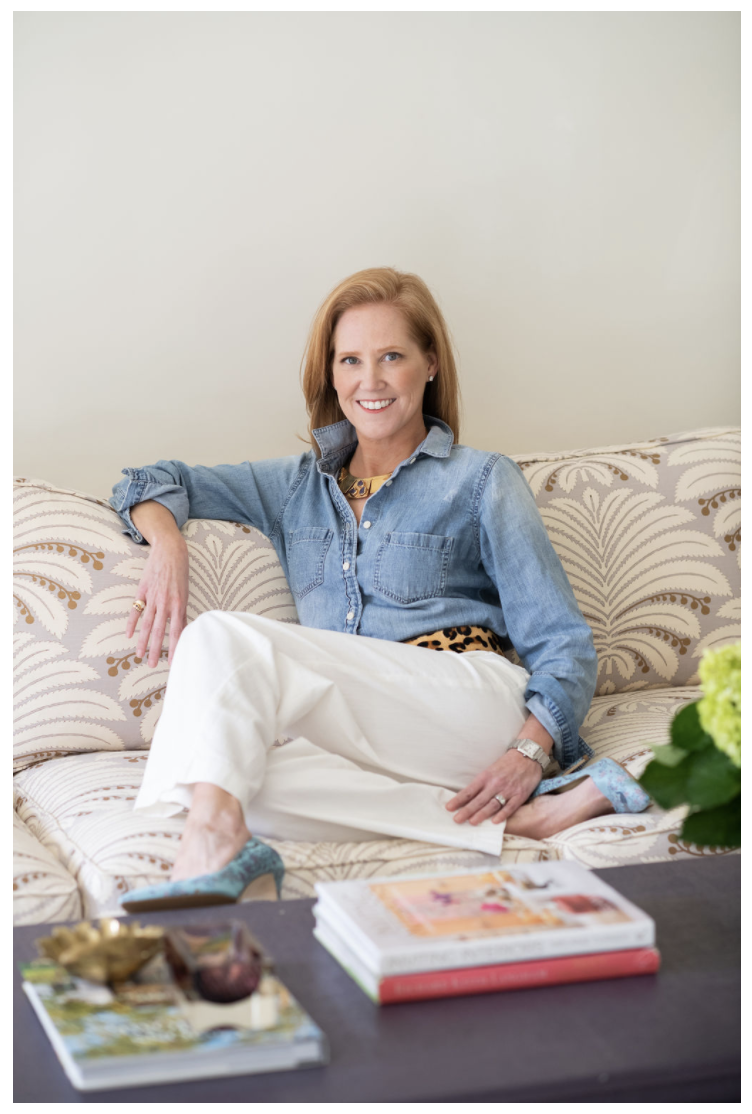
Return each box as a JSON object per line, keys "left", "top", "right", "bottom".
{"left": 335, "top": 345, "right": 406, "bottom": 356}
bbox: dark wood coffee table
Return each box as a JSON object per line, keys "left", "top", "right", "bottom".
{"left": 14, "top": 856, "right": 740, "bottom": 1102}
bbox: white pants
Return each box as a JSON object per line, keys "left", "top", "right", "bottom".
{"left": 135, "top": 612, "right": 532, "bottom": 856}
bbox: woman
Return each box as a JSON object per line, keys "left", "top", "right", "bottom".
{"left": 112, "top": 268, "right": 649, "bottom": 912}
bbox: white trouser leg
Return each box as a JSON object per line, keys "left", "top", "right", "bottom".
{"left": 238, "top": 739, "right": 505, "bottom": 853}
{"left": 135, "top": 611, "right": 531, "bottom": 855}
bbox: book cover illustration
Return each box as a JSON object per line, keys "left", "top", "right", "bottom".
{"left": 21, "top": 960, "right": 323, "bottom": 1065}
{"left": 369, "top": 869, "right": 633, "bottom": 940}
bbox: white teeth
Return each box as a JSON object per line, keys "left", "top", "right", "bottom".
{"left": 358, "top": 399, "right": 395, "bottom": 410}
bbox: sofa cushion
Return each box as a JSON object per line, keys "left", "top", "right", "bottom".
{"left": 15, "top": 685, "right": 736, "bottom": 921}
{"left": 12, "top": 751, "right": 502, "bottom": 918}
{"left": 13, "top": 477, "right": 297, "bottom": 772}
{"left": 13, "top": 810, "right": 82, "bottom": 926}
{"left": 509, "top": 426, "right": 741, "bottom": 696}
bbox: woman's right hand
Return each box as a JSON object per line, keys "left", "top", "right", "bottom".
{"left": 125, "top": 505, "right": 190, "bottom": 667}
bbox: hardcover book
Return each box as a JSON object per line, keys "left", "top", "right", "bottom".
{"left": 314, "top": 916, "right": 661, "bottom": 1004}
{"left": 20, "top": 960, "right": 328, "bottom": 1092}
{"left": 313, "top": 861, "right": 655, "bottom": 977}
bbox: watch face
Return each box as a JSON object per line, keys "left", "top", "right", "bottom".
{"left": 516, "top": 739, "right": 548, "bottom": 768}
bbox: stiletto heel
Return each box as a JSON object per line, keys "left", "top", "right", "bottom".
{"left": 120, "top": 837, "right": 285, "bottom": 913}
{"left": 240, "top": 872, "right": 279, "bottom": 903}
{"left": 529, "top": 757, "right": 651, "bottom": 815}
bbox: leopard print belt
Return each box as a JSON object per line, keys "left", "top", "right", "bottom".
{"left": 402, "top": 625, "right": 506, "bottom": 657}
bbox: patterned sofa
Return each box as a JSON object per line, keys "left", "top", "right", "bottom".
{"left": 13, "top": 426, "right": 741, "bottom": 925}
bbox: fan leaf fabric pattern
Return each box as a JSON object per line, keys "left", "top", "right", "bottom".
{"left": 13, "top": 430, "right": 740, "bottom": 767}
{"left": 13, "top": 811, "right": 82, "bottom": 926}
{"left": 13, "top": 478, "right": 297, "bottom": 771}
{"left": 509, "top": 427, "right": 741, "bottom": 695}
{"left": 12, "top": 427, "right": 741, "bottom": 923}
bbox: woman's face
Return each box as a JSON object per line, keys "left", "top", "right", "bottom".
{"left": 331, "top": 303, "right": 437, "bottom": 450}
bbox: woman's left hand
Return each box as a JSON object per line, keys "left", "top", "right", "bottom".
{"left": 445, "top": 748, "right": 544, "bottom": 825}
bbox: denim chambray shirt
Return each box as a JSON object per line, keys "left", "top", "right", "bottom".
{"left": 110, "top": 416, "right": 597, "bottom": 771}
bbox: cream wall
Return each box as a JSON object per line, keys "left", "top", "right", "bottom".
{"left": 14, "top": 11, "right": 740, "bottom": 499}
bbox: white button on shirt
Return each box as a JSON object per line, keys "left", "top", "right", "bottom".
{"left": 385, "top": 480, "right": 392, "bottom": 486}
{"left": 342, "top": 561, "right": 350, "bottom": 571}
{"left": 346, "top": 611, "right": 355, "bottom": 621}
{"left": 362, "top": 521, "right": 371, "bottom": 529}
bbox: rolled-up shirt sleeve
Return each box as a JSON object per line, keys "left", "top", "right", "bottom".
{"left": 478, "top": 455, "right": 598, "bottom": 771}
{"left": 109, "top": 455, "right": 310, "bottom": 546}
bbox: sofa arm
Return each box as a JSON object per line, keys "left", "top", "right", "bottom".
{"left": 13, "top": 810, "right": 82, "bottom": 926}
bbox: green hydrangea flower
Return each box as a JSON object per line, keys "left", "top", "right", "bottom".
{"left": 697, "top": 642, "right": 741, "bottom": 768}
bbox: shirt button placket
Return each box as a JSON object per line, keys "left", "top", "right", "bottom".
{"left": 344, "top": 523, "right": 356, "bottom": 627}
{"left": 343, "top": 557, "right": 352, "bottom": 626}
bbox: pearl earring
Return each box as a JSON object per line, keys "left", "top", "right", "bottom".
{"left": 428, "top": 376, "right": 434, "bottom": 382}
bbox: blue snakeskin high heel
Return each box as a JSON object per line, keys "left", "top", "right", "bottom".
{"left": 119, "top": 837, "right": 285, "bottom": 913}
{"left": 529, "top": 757, "right": 651, "bottom": 814}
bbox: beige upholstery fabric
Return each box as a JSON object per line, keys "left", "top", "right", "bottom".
{"left": 508, "top": 427, "right": 741, "bottom": 695}
{"left": 14, "top": 685, "right": 736, "bottom": 921}
{"left": 12, "top": 427, "right": 742, "bottom": 925}
{"left": 14, "top": 428, "right": 740, "bottom": 777}
{"left": 13, "top": 478, "right": 297, "bottom": 772}
{"left": 13, "top": 810, "right": 82, "bottom": 925}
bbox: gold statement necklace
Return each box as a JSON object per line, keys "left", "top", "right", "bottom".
{"left": 337, "top": 461, "right": 393, "bottom": 500}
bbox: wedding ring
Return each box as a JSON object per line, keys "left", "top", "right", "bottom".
{"left": 132, "top": 599, "right": 146, "bottom": 613}
{"left": 495, "top": 795, "right": 507, "bottom": 810}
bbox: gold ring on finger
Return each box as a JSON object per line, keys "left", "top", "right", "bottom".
{"left": 132, "top": 599, "right": 146, "bottom": 613}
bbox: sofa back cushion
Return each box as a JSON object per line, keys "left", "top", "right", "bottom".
{"left": 13, "top": 478, "right": 297, "bottom": 772}
{"left": 509, "top": 426, "right": 741, "bottom": 697}
{"left": 13, "top": 425, "right": 741, "bottom": 769}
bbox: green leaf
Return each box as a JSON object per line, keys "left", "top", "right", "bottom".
{"left": 684, "top": 746, "right": 742, "bottom": 809}
{"left": 649, "top": 744, "right": 689, "bottom": 768}
{"left": 670, "top": 702, "right": 714, "bottom": 752}
{"left": 639, "top": 758, "right": 690, "bottom": 809}
{"left": 680, "top": 796, "right": 741, "bottom": 849}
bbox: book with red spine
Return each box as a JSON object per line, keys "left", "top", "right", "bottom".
{"left": 379, "top": 946, "right": 661, "bottom": 1003}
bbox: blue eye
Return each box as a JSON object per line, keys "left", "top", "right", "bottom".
{"left": 340, "top": 352, "right": 402, "bottom": 365}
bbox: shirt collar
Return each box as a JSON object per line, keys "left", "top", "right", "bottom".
{"left": 313, "top": 415, "right": 455, "bottom": 464}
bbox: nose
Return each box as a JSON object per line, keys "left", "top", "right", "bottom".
{"left": 358, "top": 359, "right": 387, "bottom": 388}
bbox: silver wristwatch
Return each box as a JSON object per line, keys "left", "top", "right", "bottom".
{"left": 510, "top": 737, "right": 551, "bottom": 771}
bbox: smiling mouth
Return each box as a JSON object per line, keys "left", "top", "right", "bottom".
{"left": 357, "top": 399, "right": 396, "bottom": 411}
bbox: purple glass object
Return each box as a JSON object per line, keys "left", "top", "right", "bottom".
{"left": 164, "top": 920, "right": 271, "bottom": 1003}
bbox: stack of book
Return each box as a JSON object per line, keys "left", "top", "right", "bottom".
{"left": 313, "top": 861, "right": 660, "bottom": 1005}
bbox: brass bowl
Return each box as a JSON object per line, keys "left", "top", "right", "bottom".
{"left": 35, "top": 918, "right": 164, "bottom": 985}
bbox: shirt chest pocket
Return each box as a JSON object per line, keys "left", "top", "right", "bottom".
{"left": 286, "top": 527, "right": 333, "bottom": 599}
{"left": 373, "top": 531, "right": 454, "bottom": 605}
